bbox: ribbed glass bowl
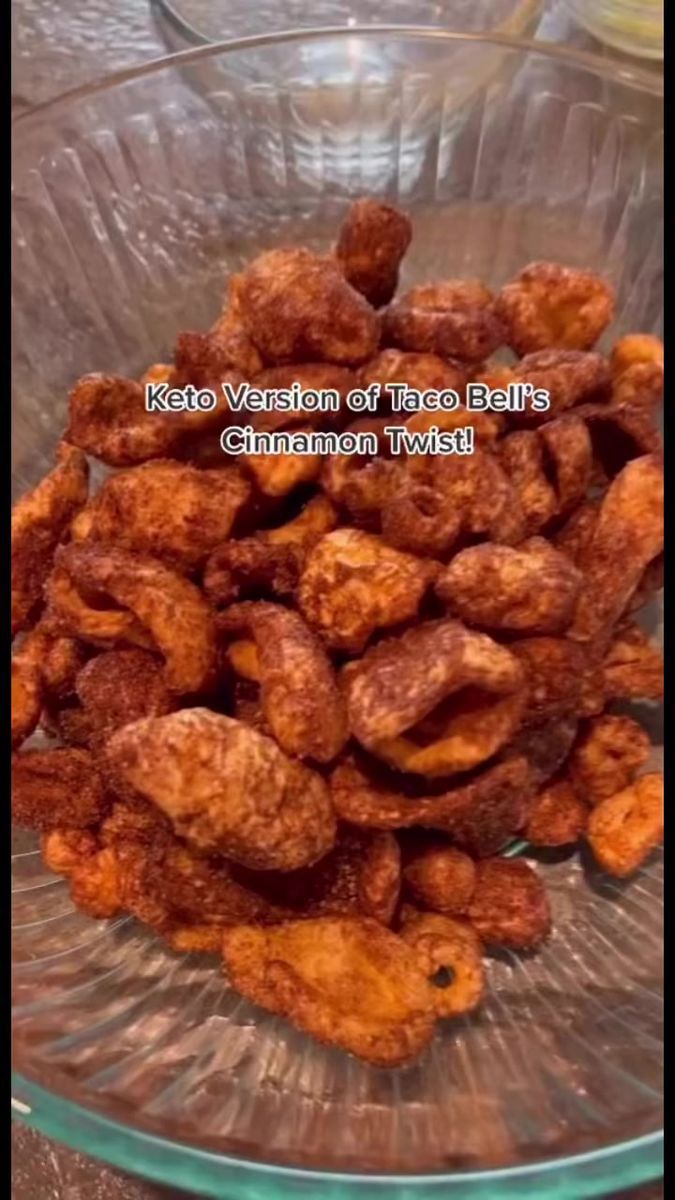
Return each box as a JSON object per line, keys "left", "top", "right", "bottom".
{"left": 11, "top": 30, "right": 663, "bottom": 1200}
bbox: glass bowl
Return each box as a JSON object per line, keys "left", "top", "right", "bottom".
{"left": 12, "top": 29, "right": 663, "bottom": 1200}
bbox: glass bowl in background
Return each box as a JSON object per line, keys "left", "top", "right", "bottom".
{"left": 12, "top": 30, "right": 663, "bottom": 1200}
{"left": 562, "top": 1, "right": 663, "bottom": 61}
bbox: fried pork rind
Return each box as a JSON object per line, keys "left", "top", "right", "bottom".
{"left": 576, "top": 399, "right": 661, "bottom": 483}
{"left": 204, "top": 538, "right": 302, "bottom": 608}
{"left": 41, "top": 828, "right": 100, "bottom": 876}
{"left": 218, "top": 602, "right": 348, "bottom": 763}
{"left": 610, "top": 334, "right": 663, "bottom": 411}
{"left": 509, "top": 349, "right": 610, "bottom": 424}
{"left": 262, "top": 494, "right": 339, "bottom": 548}
{"left": 586, "top": 772, "right": 663, "bottom": 878}
{"left": 173, "top": 309, "right": 262, "bottom": 386}
{"left": 241, "top": 436, "right": 324, "bottom": 498}
{"left": 538, "top": 415, "right": 592, "bottom": 515}
{"left": 602, "top": 620, "right": 664, "bottom": 702}
{"left": 383, "top": 280, "right": 505, "bottom": 364}
{"left": 221, "top": 917, "right": 436, "bottom": 1066}
{"left": 495, "top": 262, "right": 614, "bottom": 355}
{"left": 552, "top": 499, "right": 599, "bottom": 565}
{"left": 344, "top": 619, "right": 526, "bottom": 777}
{"left": 403, "top": 843, "right": 476, "bottom": 915}
{"left": 11, "top": 625, "right": 88, "bottom": 747}
{"left": 249, "top": 364, "right": 356, "bottom": 432}
{"left": 11, "top": 443, "right": 89, "bottom": 635}
{"left": 511, "top": 637, "right": 604, "bottom": 724}
{"left": 53, "top": 543, "right": 217, "bottom": 694}
{"left": 436, "top": 539, "right": 582, "bottom": 636}
{"left": 335, "top": 198, "right": 412, "bottom": 308}
{"left": 524, "top": 780, "right": 588, "bottom": 847}
{"left": 321, "top": 445, "right": 399, "bottom": 530}
{"left": 105, "top": 709, "right": 336, "bottom": 871}
{"left": 231, "top": 248, "right": 380, "bottom": 366}
{"left": 11, "top": 654, "right": 42, "bottom": 750}
{"left": 331, "top": 755, "right": 531, "bottom": 856}
{"left": 66, "top": 374, "right": 178, "bottom": 466}
{"left": 72, "top": 461, "right": 251, "bottom": 569}
{"left": 568, "top": 715, "right": 650, "bottom": 806}
{"left": 43, "top": 563, "right": 155, "bottom": 650}
{"left": 359, "top": 350, "right": 467, "bottom": 408}
{"left": 467, "top": 858, "right": 551, "bottom": 950}
{"left": 398, "top": 909, "right": 485, "bottom": 1018}
{"left": 569, "top": 454, "right": 664, "bottom": 644}
{"left": 499, "top": 431, "right": 558, "bottom": 535}
{"left": 298, "top": 528, "right": 434, "bottom": 654}
{"left": 12, "top": 748, "right": 108, "bottom": 831}
{"left": 74, "top": 649, "right": 174, "bottom": 747}
{"left": 233, "top": 827, "right": 401, "bottom": 925}
{"left": 508, "top": 716, "right": 579, "bottom": 792}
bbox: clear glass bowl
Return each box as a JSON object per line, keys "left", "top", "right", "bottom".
{"left": 562, "top": 1, "right": 663, "bottom": 62}
{"left": 12, "top": 29, "right": 663, "bottom": 1199}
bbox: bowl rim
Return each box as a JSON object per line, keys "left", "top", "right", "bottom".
{"left": 12, "top": 24, "right": 663, "bottom": 1194}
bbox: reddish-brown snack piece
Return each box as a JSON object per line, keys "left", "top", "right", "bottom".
{"left": 569, "top": 454, "right": 664, "bottom": 644}
{"left": 524, "top": 779, "right": 588, "bottom": 847}
{"left": 43, "top": 563, "right": 155, "bottom": 650}
{"left": 403, "top": 843, "right": 476, "bottom": 915}
{"left": 74, "top": 649, "right": 174, "bottom": 747}
{"left": 321, "top": 435, "right": 400, "bottom": 529}
{"left": 12, "top": 748, "right": 108, "bottom": 831}
{"left": 576, "top": 399, "right": 661, "bottom": 482}
{"left": 66, "top": 374, "right": 179, "bottom": 466}
{"left": 586, "top": 772, "right": 663, "bottom": 878}
{"left": 511, "top": 637, "right": 604, "bottom": 725}
{"left": 553, "top": 499, "right": 600, "bottom": 565}
{"left": 240, "top": 436, "right": 324, "bottom": 498}
{"left": 106, "top": 709, "right": 336, "bottom": 871}
{"left": 568, "top": 714, "right": 651, "bottom": 805}
{"left": 42, "top": 828, "right": 100, "bottom": 877}
{"left": 231, "top": 248, "right": 380, "bottom": 366}
{"left": 204, "top": 539, "right": 302, "bottom": 608}
{"left": 11, "top": 443, "right": 89, "bottom": 635}
{"left": 11, "top": 653, "right": 43, "bottom": 750}
{"left": 436, "top": 539, "right": 582, "bottom": 636}
{"left": 398, "top": 908, "right": 485, "bottom": 1018}
{"left": 221, "top": 917, "right": 437, "bottom": 1066}
{"left": 249, "top": 364, "right": 356, "bottom": 432}
{"left": 539, "top": 415, "right": 593, "bottom": 515}
{"left": 173, "top": 303, "right": 263, "bottom": 384}
{"left": 218, "top": 602, "right": 348, "bottom": 763}
{"left": 335, "top": 198, "right": 412, "bottom": 308}
{"left": 509, "top": 349, "right": 610, "bottom": 424}
{"left": 262, "top": 494, "right": 339, "bottom": 548}
{"left": 602, "top": 621, "right": 664, "bottom": 702}
{"left": 610, "top": 333, "right": 663, "bottom": 378}
{"left": 383, "top": 280, "right": 505, "bottom": 364}
{"left": 495, "top": 262, "right": 614, "bottom": 355}
{"left": 508, "top": 716, "right": 579, "bottom": 792}
{"left": 298, "top": 528, "right": 433, "bottom": 654}
{"left": 467, "top": 858, "right": 551, "bottom": 949}
{"left": 359, "top": 350, "right": 467, "bottom": 407}
{"left": 499, "top": 431, "right": 558, "bottom": 535}
{"left": 11, "top": 626, "right": 89, "bottom": 748}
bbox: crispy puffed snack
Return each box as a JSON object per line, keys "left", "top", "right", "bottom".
{"left": 53, "top": 543, "right": 218, "bottom": 694}
{"left": 66, "top": 374, "right": 179, "bottom": 466}
{"left": 467, "top": 858, "right": 551, "bottom": 950}
{"left": 321, "top": 430, "right": 400, "bottom": 528}
{"left": 43, "top": 563, "right": 155, "bottom": 650}
{"left": 495, "top": 262, "right": 614, "bottom": 355}
{"left": 586, "top": 772, "right": 663, "bottom": 878}
{"left": 240, "top": 435, "right": 324, "bottom": 497}
{"left": 249, "top": 364, "right": 356, "bottom": 432}
{"left": 71, "top": 461, "right": 251, "bottom": 569}
{"left": 262, "top": 493, "right": 339, "bottom": 548}
{"left": 68, "top": 847, "right": 126, "bottom": 919}
{"left": 12, "top": 748, "right": 108, "bottom": 831}
{"left": 359, "top": 350, "right": 467, "bottom": 407}
{"left": 343, "top": 619, "right": 526, "bottom": 776}
{"left": 508, "top": 716, "right": 579, "bottom": 791}
{"left": 613, "top": 362, "right": 664, "bottom": 411}
{"left": 524, "top": 780, "right": 588, "bottom": 847}
{"left": 510, "top": 349, "right": 610, "bottom": 423}
{"left": 74, "top": 649, "right": 174, "bottom": 747}
{"left": 403, "top": 843, "right": 477, "bottom": 915}
{"left": 335, "top": 198, "right": 412, "bottom": 308}
{"left": 204, "top": 538, "right": 302, "bottom": 607}
{"left": 383, "top": 280, "right": 505, "bottom": 364}
{"left": 436, "top": 538, "right": 582, "bottom": 636}
{"left": 569, "top": 454, "right": 664, "bottom": 644}
{"left": 231, "top": 247, "right": 380, "bottom": 366}
{"left": 221, "top": 917, "right": 437, "bottom": 1066}
{"left": 511, "top": 637, "right": 604, "bottom": 725}
{"left": 568, "top": 715, "right": 651, "bottom": 806}
{"left": 298, "top": 528, "right": 434, "bottom": 653}
{"left": 11, "top": 653, "right": 42, "bottom": 750}
{"left": 174, "top": 305, "right": 263, "bottom": 383}
{"left": 627, "top": 553, "right": 664, "bottom": 615}
{"left": 217, "top": 601, "right": 348, "bottom": 763}
{"left": 233, "top": 827, "right": 401, "bottom": 925}
{"left": 330, "top": 756, "right": 531, "bottom": 854}
{"left": 575, "top": 399, "right": 661, "bottom": 482}
{"left": 11, "top": 443, "right": 89, "bottom": 635}
{"left": 223, "top": 637, "right": 261, "bottom": 682}
{"left": 11, "top": 625, "right": 89, "bottom": 748}
{"left": 602, "top": 621, "right": 664, "bottom": 702}
{"left": 499, "top": 431, "right": 558, "bottom": 534}
{"left": 41, "top": 828, "right": 100, "bottom": 876}
{"left": 105, "top": 709, "right": 336, "bottom": 871}
{"left": 552, "top": 499, "right": 599, "bottom": 564}
{"left": 610, "top": 333, "right": 663, "bottom": 377}
{"left": 398, "top": 909, "right": 485, "bottom": 1018}
{"left": 538, "top": 415, "right": 592, "bottom": 515}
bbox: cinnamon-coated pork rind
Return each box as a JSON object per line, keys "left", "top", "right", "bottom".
{"left": 538, "top": 415, "right": 593, "bottom": 515}
{"left": 73, "top": 461, "right": 251, "bottom": 570}
{"left": 11, "top": 654, "right": 42, "bottom": 749}
{"left": 321, "top": 448, "right": 399, "bottom": 530}
{"left": 12, "top": 748, "right": 108, "bottom": 831}
{"left": 509, "top": 349, "right": 610, "bottom": 424}
{"left": 11, "top": 626, "right": 89, "bottom": 748}
{"left": 436, "top": 539, "right": 583, "bottom": 636}
{"left": 262, "top": 494, "right": 339, "bottom": 548}
{"left": 602, "top": 621, "right": 664, "bottom": 702}
{"left": 511, "top": 637, "right": 604, "bottom": 725}
{"left": 43, "top": 563, "right": 155, "bottom": 649}
{"left": 524, "top": 779, "right": 588, "bottom": 847}
{"left": 398, "top": 909, "right": 485, "bottom": 1018}
{"left": 403, "top": 843, "right": 476, "bottom": 916}
{"left": 575, "top": 399, "right": 661, "bottom": 482}
{"left": 612, "top": 362, "right": 664, "bottom": 411}
{"left": 249, "top": 364, "right": 356, "bottom": 432}
{"left": 467, "top": 858, "right": 552, "bottom": 950}
{"left": 330, "top": 754, "right": 531, "bottom": 856}
{"left": 11, "top": 443, "right": 89, "bottom": 635}
{"left": 359, "top": 350, "right": 467, "bottom": 408}
{"left": 335, "top": 198, "right": 412, "bottom": 308}
{"left": 627, "top": 553, "right": 664, "bottom": 615}
{"left": 211, "top": 301, "right": 265, "bottom": 377}
{"left": 343, "top": 619, "right": 526, "bottom": 776}
{"left": 221, "top": 916, "right": 437, "bottom": 1066}
{"left": 231, "top": 248, "right": 380, "bottom": 366}
{"left": 173, "top": 309, "right": 262, "bottom": 386}
{"left": 240, "top": 436, "right": 324, "bottom": 497}
{"left": 507, "top": 716, "right": 579, "bottom": 792}
{"left": 569, "top": 454, "right": 664, "bottom": 644}
{"left": 499, "top": 431, "right": 558, "bottom": 535}
{"left": 568, "top": 714, "right": 651, "bottom": 806}
{"left": 610, "top": 333, "right": 663, "bottom": 377}
{"left": 66, "top": 374, "right": 178, "bottom": 466}
{"left": 53, "top": 543, "right": 218, "bottom": 694}
{"left": 217, "top": 601, "right": 349, "bottom": 763}
{"left": 586, "top": 772, "right": 663, "bottom": 878}
{"left": 298, "top": 528, "right": 434, "bottom": 654}
{"left": 204, "top": 539, "right": 302, "bottom": 608}
{"left": 233, "top": 827, "right": 401, "bottom": 925}
{"left": 552, "top": 499, "right": 599, "bottom": 564}
{"left": 42, "top": 828, "right": 101, "bottom": 877}
{"left": 495, "top": 262, "right": 614, "bottom": 355}
{"left": 74, "top": 649, "right": 174, "bottom": 747}
{"left": 383, "top": 280, "right": 505, "bottom": 364}
{"left": 105, "top": 709, "right": 336, "bottom": 871}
